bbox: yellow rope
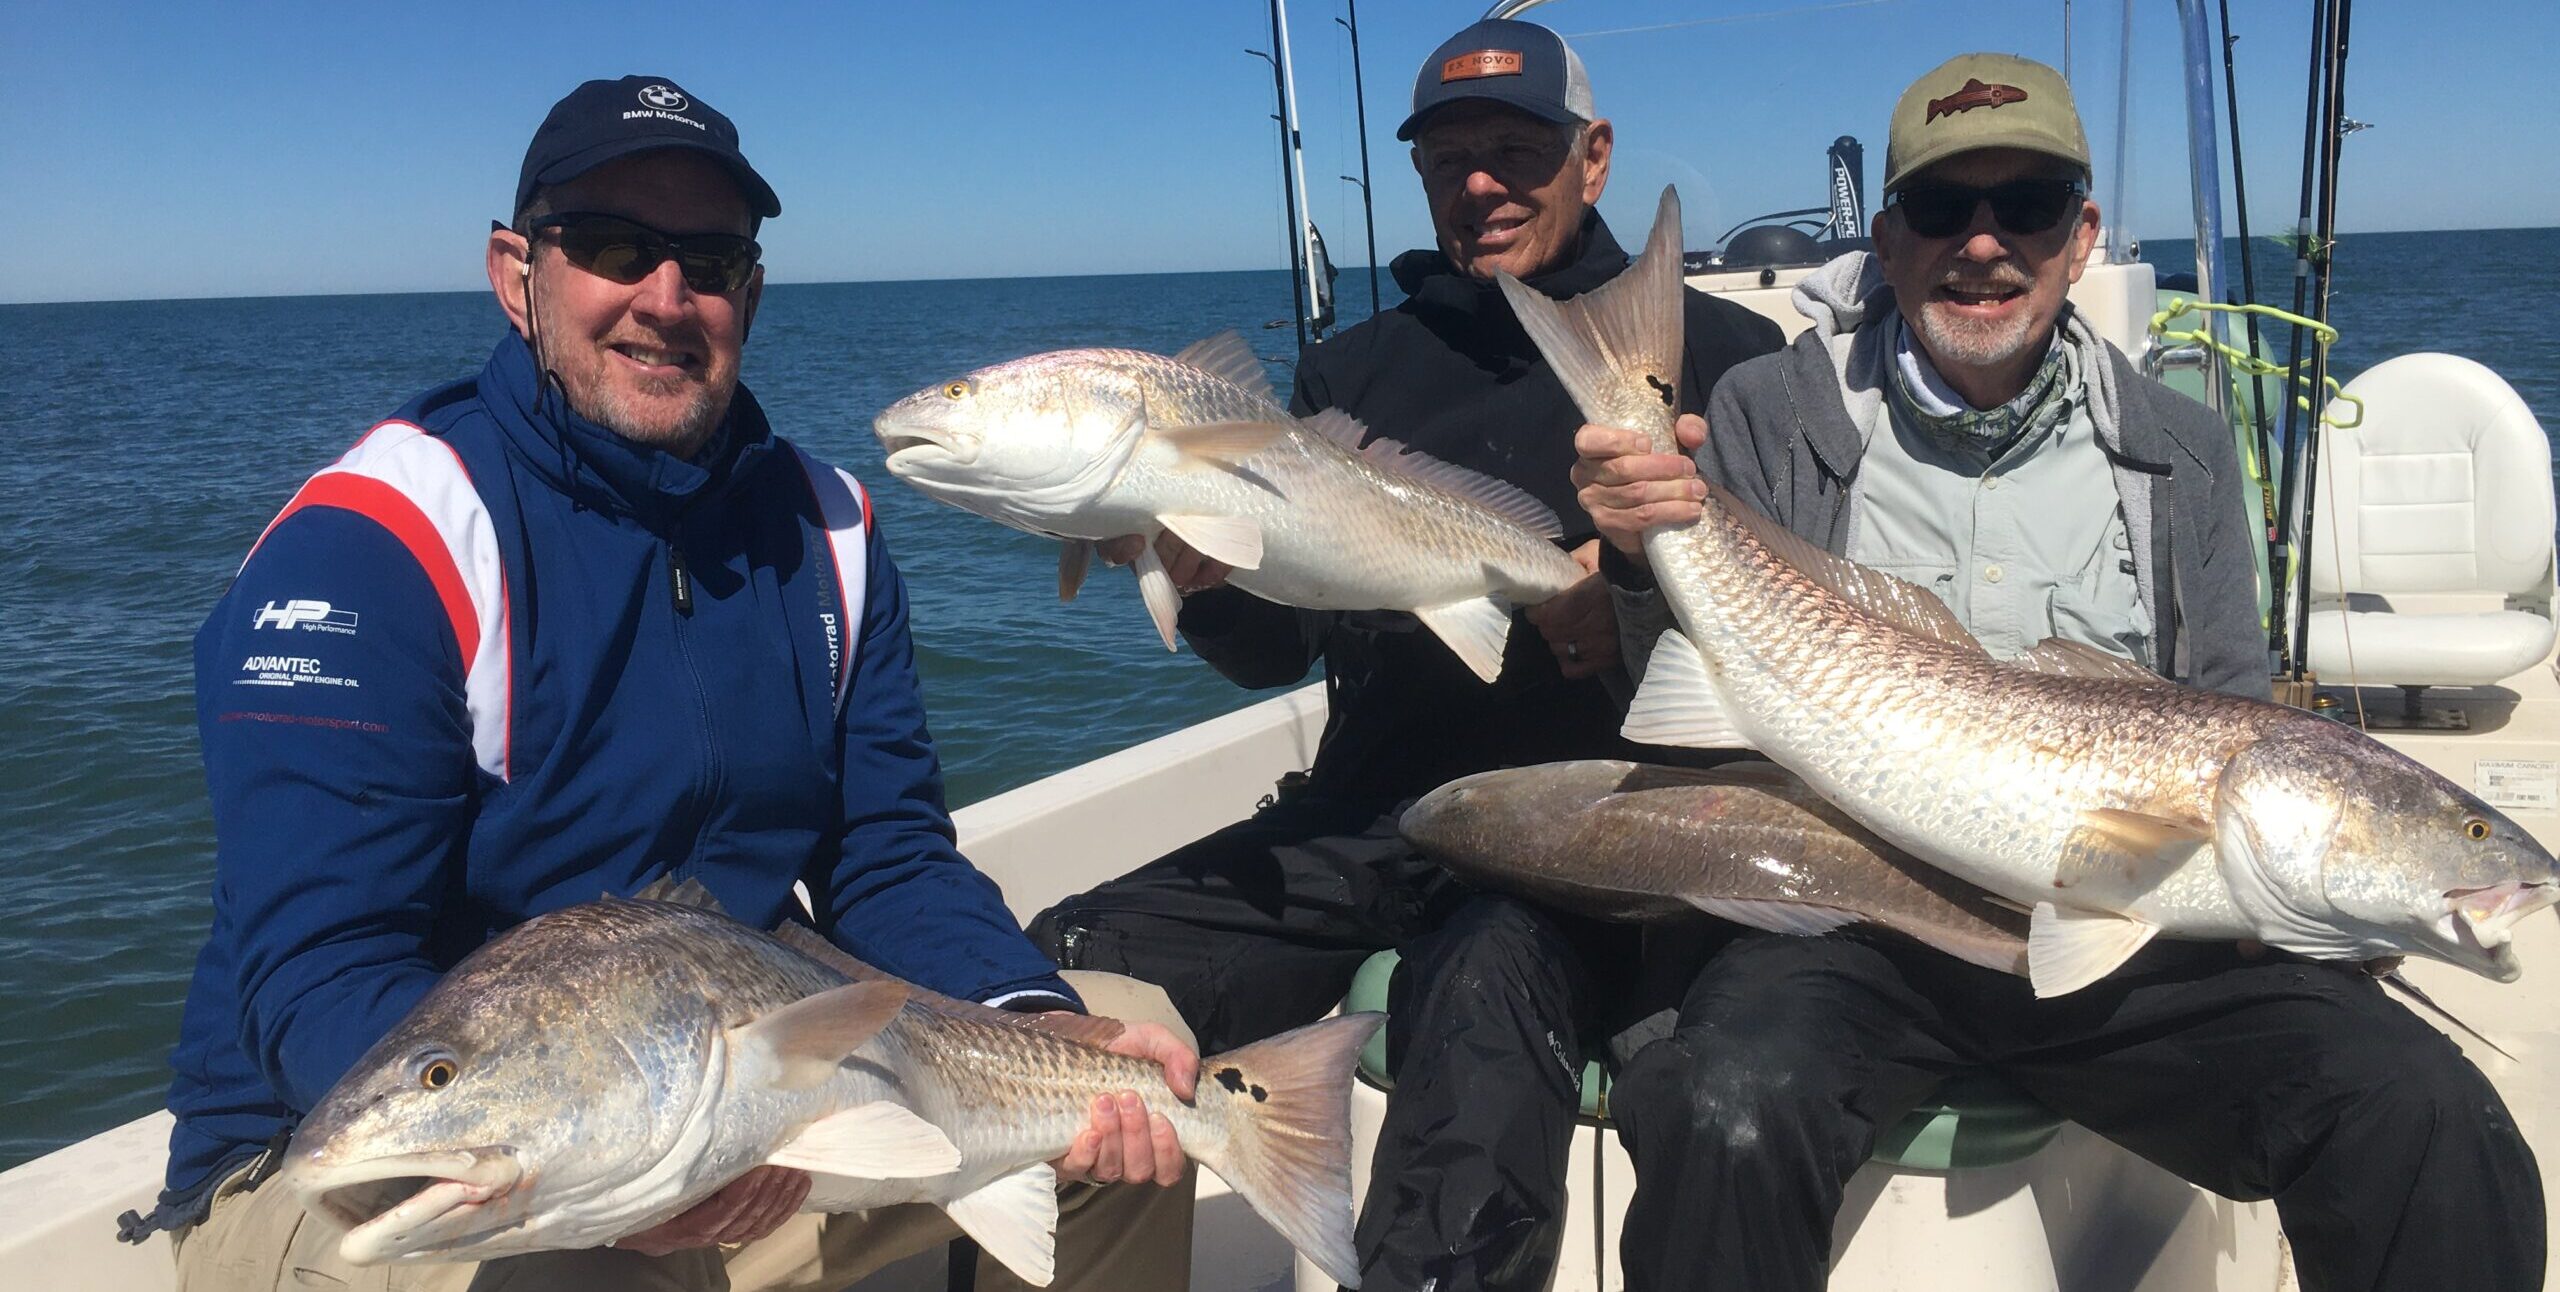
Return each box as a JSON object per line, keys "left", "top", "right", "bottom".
{"left": 2147, "top": 297, "right": 2365, "bottom": 429}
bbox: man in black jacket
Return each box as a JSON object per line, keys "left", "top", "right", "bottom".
{"left": 1028, "top": 19, "right": 1782, "bottom": 1290}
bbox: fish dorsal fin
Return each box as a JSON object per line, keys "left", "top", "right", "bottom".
{"left": 2014, "top": 637, "right": 2160, "bottom": 683}
{"left": 942, "top": 1163, "right": 1060, "bottom": 1287}
{"left": 767, "top": 921, "right": 1129, "bottom": 1049}
{"left": 767, "top": 1101, "right": 962, "bottom": 1180}
{"left": 1304, "top": 409, "right": 1564, "bottom": 539}
{"left": 626, "top": 875, "right": 728, "bottom": 914}
{"left": 733, "top": 980, "right": 911, "bottom": 1090}
{"left": 2028, "top": 903, "right": 2161, "bottom": 997}
{"left": 1704, "top": 481, "right": 1988, "bottom": 656}
{"left": 1172, "top": 331, "right": 1278, "bottom": 406}
{"left": 770, "top": 921, "right": 894, "bottom": 981}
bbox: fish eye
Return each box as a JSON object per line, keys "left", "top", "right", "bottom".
{"left": 419, "top": 1058, "right": 459, "bottom": 1090}
{"left": 2464, "top": 817, "right": 2493, "bottom": 842}
{"left": 941, "top": 380, "right": 971, "bottom": 400}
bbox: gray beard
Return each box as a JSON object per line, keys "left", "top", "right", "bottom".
{"left": 1908, "top": 298, "right": 2041, "bottom": 372}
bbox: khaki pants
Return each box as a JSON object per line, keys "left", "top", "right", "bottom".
{"left": 174, "top": 973, "right": 1197, "bottom": 1292}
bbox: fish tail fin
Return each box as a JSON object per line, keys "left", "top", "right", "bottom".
{"left": 1195, "top": 1012, "right": 1384, "bottom": 1289}
{"left": 1494, "top": 186, "right": 1687, "bottom": 449}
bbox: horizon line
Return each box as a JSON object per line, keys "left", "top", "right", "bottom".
{"left": 7, "top": 222, "right": 2549, "bottom": 309}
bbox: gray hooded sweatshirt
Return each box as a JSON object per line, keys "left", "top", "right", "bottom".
{"left": 1611, "top": 252, "right": 2268, "bottom": 700}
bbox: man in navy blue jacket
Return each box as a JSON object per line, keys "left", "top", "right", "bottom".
{"left": 129, "top": 77, "right": 1198, "bottom": 1292}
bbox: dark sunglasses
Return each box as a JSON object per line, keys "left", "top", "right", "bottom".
{"left": 1893, "top": 178, "right": 2085, "bottom": 239}
{"left": 527, "top": 212, "right": 761, "bottom": 294}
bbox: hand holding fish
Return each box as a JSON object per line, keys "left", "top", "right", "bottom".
{"left": 1049, "top": 1020, "right": 1198, "bottom": 1187}
{"left": 611, "top": 1165, "right": 811, "bottom": 1256}
{"left": 1523, "top": 541, "right": 1620, "bottom": 679}
{"left": 1571, "top": 413, "right": 1709, "bottom": 563}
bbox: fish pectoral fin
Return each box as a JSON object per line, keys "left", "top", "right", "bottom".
{"left": 1413, "top": 597, "right": 1515, "bottom": 684}
{"left": 1684, "top": 896, "right": 1861, "bottom": 939}
{"left": 942, "top": 1164, "right": 1060, "bottom": 1288}
{"left": 1148, "top": 420, "right": 1288, "bottom": 469}
{"left": 766, "top": 1102, "right": 962, "bottom": 1180}
{"left": 1157, "top": 514, "right": 1265, "bottom": 570}
{"left": 1622, "top": 631, "right": 1749, "bottom": 749}
{"left": 733, "top": 980, "right": 911, "bottom": 1090}
{"left": 2054, "top": 809, "right": 2212, "bottom": 902}
{"left": 1057, "top": 541, "right": 1093, "bottom": 602}
{"left": 2027, "top": 903, "right": 2161, "bottom": 997}
{"left": 1129, "top": 546, "right": 1182, "bottom": 651}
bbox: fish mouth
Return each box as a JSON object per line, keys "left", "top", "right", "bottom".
{"left": 2438, "top": 882, "right": 2558, "bottom": 982}
{"left": 876, "top": 428, "right": 974, "bottom": 475}
{"left": 283, "top": 1146, "right": 525, "bottom": 1263}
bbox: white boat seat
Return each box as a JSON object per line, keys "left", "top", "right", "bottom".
{"left": 2304, "top": 352, "right": 2556, "bottom": 689}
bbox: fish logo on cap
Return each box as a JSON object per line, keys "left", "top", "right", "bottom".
{"left": 637, "top": 84, "right": 690, "bottom": 112}
{"left": 1441, "top": 49, "right": 1525, "bottom": 82}
{"left": 1925, "top": 78, "right": 2028, "bottom": 122}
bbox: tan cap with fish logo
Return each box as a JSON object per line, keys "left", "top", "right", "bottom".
{"left": 1883, "top": 53, "right": 2090, "bottom": 195}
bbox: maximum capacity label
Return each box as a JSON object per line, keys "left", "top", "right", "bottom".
{"left": 2476, "top": 759, "right": 2560, "bottom": 812}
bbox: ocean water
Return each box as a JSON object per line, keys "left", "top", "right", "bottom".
{"left": 1, "top": 230, "right": 2553, "bottom": 1171}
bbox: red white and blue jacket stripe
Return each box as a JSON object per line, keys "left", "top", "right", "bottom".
{"left": 146, "top": 331, "right": 1076, "bottom": 1219}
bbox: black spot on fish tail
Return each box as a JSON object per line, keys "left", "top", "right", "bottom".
{"left": 1645, "top": 373, "right": 1674, "bottom": 407}
{"left": 1249, "top": 1083, "right": 1268, "bottom": 1102}
{"left": 1214, "top": 1066, "right": 1247, "bottom": 1094}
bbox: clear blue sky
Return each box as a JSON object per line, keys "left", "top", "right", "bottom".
{"left": 4, "top": 0, "right": 2551, "bottom": 304}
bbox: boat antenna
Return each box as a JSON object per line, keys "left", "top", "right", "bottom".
{"left": 2215, "top": 0, "right": 2283, "bottom": 657}
{"left": 1338, "top": 1, "right": 1382, "bottom": 320}
{"left": 2280, "top": 0, "right": 2357, "bottom": 683}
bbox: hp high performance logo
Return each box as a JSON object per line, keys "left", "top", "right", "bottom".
{"left": 637, "top": 84, "right": 690, "bottom": 112}
{"left": 253, "top": 599, "right": 360, "bottom": 635}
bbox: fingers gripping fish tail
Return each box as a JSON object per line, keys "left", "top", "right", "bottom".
{"left": 1192, "top": 1013, "right": 1384, "bottom": 1289}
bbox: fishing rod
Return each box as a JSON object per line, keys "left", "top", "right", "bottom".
{"left": 2216, "top": 0, "right": 2282, "bottom": 657}
{"left": 1244, "top": 32, "right": 1307, "bottom": 349}
{"left": 1338, "top": 0, "right": 1381, "bottom": 319}
{"left": 2286, "top": 0, "right": 2357, "bottom": 684}
{"left": 1274, "top": 0, "right": 1335, "bottom": 342}
{"left": 2283, "top": 0, "right": 2344, "bottom": 685}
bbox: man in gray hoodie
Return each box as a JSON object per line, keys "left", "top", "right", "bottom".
{"left": 1574, "top": 53, "right": 2538, "bottom": 1292}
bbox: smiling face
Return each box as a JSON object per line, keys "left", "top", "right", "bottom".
{"left": 1410, "top": 101, "right": 1611, "bottom": 282}
{"left": 1874, "top": 147, "right": 2099, "bottom": 408}
{"left": 486, "top": 150, "right": 763, "bottom": 458}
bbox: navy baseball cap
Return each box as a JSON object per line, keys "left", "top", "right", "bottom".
{"left": 1395, "top": 19, "right": 1595, "bottom": 141}
{"left": 514, "top": 76, "right": 780, "bottom": 221}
